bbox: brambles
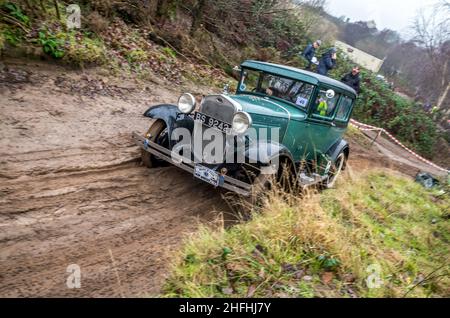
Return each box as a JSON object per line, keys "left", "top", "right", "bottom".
{"left": 2, "top": 26, "right": 21, "bottom": 46}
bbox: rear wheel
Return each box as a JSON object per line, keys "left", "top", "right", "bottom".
{"left": 224, "top": 159, "right": 294, "bottom": 219}
{"left": 247, "top": 158, "right": 294, "bottom": 207}
{"left": 323, "top": 152, "right": 346, "bottom": 188}
{"left": 141, "top": 120, "right": 169, "bottom": 168}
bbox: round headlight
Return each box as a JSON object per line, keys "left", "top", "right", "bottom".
{"left": 178, "top": 93, "right": 196, "bottom": 114}
{"left": 232, "top": 112, "right": 252, "bottom": 135}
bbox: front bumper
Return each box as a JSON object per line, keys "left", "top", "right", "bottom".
{"left": 132, "top": 132, "right": 252, "bottom": 196}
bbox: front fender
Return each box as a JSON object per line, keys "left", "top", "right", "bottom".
{"left": 326, "top": 139, "right": 349, "bottom": 168}
{"left": 143, "top": 104, "right": 181, "bottom": 148}
{"left": 144, "top": 104, "right": 179, "bottom": 127}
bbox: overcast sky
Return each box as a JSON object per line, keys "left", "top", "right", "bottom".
{"left": 326, "top": 0, "right": 440, "bottom": 36}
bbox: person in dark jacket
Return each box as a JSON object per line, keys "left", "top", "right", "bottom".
{"left": 341, "top": 66, "right": 361, "bottom": 94}
{"left": 302, "top": 40, "right": 321, "bottom": 70}
{"left": 317, "top": 47, "right": 337, "bottom": 76}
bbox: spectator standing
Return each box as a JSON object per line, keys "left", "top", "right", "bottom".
{"left": 317, "top": 47, "right": 337, "bottom": 76}
{"left": 301, "top": 40, "right": 321, "bottom": 70}
{"left": 341, "top": 66, "right": 361, "bottom": 94}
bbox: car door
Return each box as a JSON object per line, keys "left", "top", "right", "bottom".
{"left": 332, "top": 95, "right": 354, "bottom": 142}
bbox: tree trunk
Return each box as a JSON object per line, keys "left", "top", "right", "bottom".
{"left": 190, "top": 0, "right": 206, "bottom": 36}
{"left": 53, "top": 0, "right": 61, "bottom": 20}
{"left": 436, "top": 58, "right": 449, "bottom": 109}
{"left": 436, "top": 83, "right": 449, "bottom": 109}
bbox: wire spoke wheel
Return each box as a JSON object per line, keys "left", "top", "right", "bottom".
{"left": 324, "top": 152, "right": 346, "bottom": 188}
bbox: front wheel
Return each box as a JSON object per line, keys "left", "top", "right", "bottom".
{"left": 323, "top": 152, "right": 346, "bottom": 188}
{"left": 141, "top": 120, "right": 169, "bottom": 168}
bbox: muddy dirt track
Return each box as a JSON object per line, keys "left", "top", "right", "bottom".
{"left": 0, "top": 60, "right": 231, "bottom": 297}
{"left": 0, "top": 60, "right": 445, "bottom": 297}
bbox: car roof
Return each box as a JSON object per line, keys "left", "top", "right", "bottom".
{"left": 241, "top": 60, "right": 357, "bottom": 97}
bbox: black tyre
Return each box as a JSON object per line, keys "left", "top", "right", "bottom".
{"left": 247, "top": 158, "right": 294, "bottom": 207}
{"left": 323, "top": 152, "right": 346, "bottom": 189}
{"left": 141, "top": 120, "right": 169, "bottom": 168}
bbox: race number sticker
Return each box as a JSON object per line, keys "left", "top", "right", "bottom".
{"left": 295, "top": 96, "right": 309, "bottom": 107}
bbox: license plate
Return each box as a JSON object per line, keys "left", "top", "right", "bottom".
{"left": 193, "top": 111, "right": 231, "bottom": 134}
{"left": 194, "top": 165, "right": 219, "bottom": 187}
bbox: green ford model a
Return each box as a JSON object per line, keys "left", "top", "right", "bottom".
{"left": 132, "top": 60, "right": 357, "bottom": 197}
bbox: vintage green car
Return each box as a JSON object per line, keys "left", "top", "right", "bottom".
{"left": 132, "top": 60, "right": 357, "bottom": 197}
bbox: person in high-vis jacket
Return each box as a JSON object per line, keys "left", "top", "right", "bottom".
{"left": 317, "top": 98, "right": 328, "bottom": 116}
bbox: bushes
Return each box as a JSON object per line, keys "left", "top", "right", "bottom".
{"left": 0, "top": 2, "right": 106, "bottom": 66}
{"left": 1, "top": 25, "right": 22, "bottom": 46}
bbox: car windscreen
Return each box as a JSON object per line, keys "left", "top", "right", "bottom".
{"left": 239, "top": 69, "right": 314, "bottom": 109}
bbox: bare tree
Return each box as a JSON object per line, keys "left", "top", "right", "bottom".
{"left": 412, "top": 5, "right": 450, "bottom": 110}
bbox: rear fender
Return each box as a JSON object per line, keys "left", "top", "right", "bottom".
{"left": 245, "top": 140, "right": 296, "bottom": 175}
{"left": 326, "top": 139, "right": 349, "bottom": 169}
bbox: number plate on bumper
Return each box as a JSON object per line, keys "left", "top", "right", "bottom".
{"left": 194, "top": 165, "right": 220, "bottom": 187}
{"left": 193, "top": 111, "right": 231, "bottom": 134}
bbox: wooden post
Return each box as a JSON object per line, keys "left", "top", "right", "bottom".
{"left": 370, "top": 129, "right": 382, "bottom": 148}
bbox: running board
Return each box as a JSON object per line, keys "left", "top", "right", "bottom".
{"left": 297, "top": 172, "right": 328, "bottom": 188}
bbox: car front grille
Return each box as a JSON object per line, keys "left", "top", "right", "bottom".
{"left": 193, "top": 95, "right": 239, "bottom": 164}
{"left": 199, "top": 95, "right": 237, "bottom": 124}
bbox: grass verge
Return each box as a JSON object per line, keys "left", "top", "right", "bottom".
{"left": 162, "top": 169, "right": 449, "bottom": 298}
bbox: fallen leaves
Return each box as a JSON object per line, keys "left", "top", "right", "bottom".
{"left": 321, "top": 272, "right": 334, "bottom": 285}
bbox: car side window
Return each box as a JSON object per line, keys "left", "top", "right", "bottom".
{"left": 312, "top": 89, "right": 340, "bottom": 119}
{"left": 260, "top": 74, "right": 293, "bottom": 98}
{"left": 335, "top": 96, "right": 354, "bottom": 121}
{"left": 289, "top": 82, "right": 315, "bottom": 109}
